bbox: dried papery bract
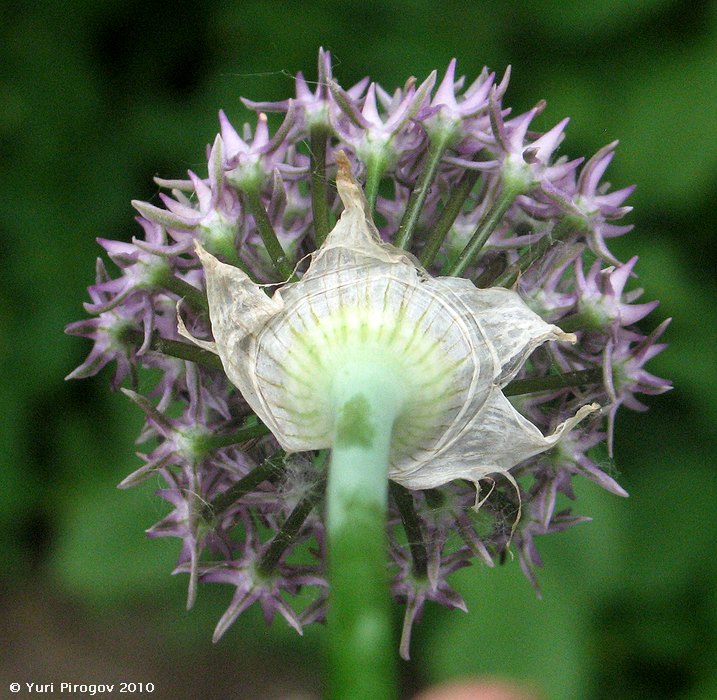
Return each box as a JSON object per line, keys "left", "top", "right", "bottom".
{"left": 184, "top": 152, "right": 598, "bottom": 499}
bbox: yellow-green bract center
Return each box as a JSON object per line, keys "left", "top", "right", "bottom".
{"left": 253, "top": 275, "right": 475, "bottom": 464}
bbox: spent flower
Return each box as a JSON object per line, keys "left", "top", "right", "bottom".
{"left": 67, "top": 51, "right": 670, "bottom": 664}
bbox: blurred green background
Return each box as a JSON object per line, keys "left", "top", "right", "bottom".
{"left": 2, "top": 1, "right": 715, "bottom": 698}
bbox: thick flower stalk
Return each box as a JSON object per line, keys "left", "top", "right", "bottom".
{"left": 67, "top": 50, "right": 670, "bottom": 698}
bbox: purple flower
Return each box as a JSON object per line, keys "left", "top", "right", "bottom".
{"left": 66, "top": 50, "right": 669, "bottom": 657}
{"left": 602, "top": 318, "right": 672, "bottom": 453}
{"left": 391, "top": 533, "right": 470, "bottom": 660}
{"left": 544, "top": 141, "right": 636, "bottom": 263}
{"left": 572, "top": 255, "right": 659, "bottom": 332}
{"left": 188, "top": 511, "right": 327, "bottom": 642}
{"left": 421, "top": 59, "right": 499, "bottom": 145}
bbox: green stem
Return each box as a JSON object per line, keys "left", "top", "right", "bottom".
{"left": 196, "top": 419, "right": 272, "bottom": 453}
{"left": 503, "top": 368, "right": 603, "bottom": 397}
{"left": 364, "top": 151, "right": 389, "bottom": 214}
{"left": 310, "top": 126, "right": 331, "bottom": 246}
{"left": 492, "top": 218, "right": 577, "bottom": 289}
{"left": 444, "top": 181, "right": 524, "bottom": 277}
{"left": 389, "top": 482, "right": 428, "bottom": 579}
{"left": 474, "top": 253, "right": 510, "bottom": 289}
{"left": 423, "top": 488, "right": 445, "bottom": 509}
{"left": 123, "top": 330, "right": 224, "bottom": 371}
{"left": 394, "top": 133, "right": 452, "bottom": 250}
{"left": 326, "top": 369, "right": 401, "bottom": 699}
{"left": 201, "top": 457, "right": 285, "bottom": 523}
{"left": 242, "top": 187, "right": 295, "bottom": 280}
{"left": 161, "top": 274, "right": 209, "bottom": 311}
{"left": 492, "top": 238, "right": 550, "bottom": 289}
{"left": 258, "top": 473, "right": 327, "bottom": 576}
{"left": 419, "top": 167, "right": 481, "bottom": 268}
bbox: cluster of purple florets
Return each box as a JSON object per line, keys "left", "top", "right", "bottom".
{"left": 67, "top": 50, "right": 670, "bottom": 657}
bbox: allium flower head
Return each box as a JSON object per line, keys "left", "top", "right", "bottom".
{"left": 67, "top": 50, "right": 670, "bottom": 659}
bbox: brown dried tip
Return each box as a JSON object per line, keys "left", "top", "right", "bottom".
{"left": 334, "top": 150, "right": 367, "bottom": 213}
{"left": 335, "top": 149, "right": 353, "bottom": 182}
